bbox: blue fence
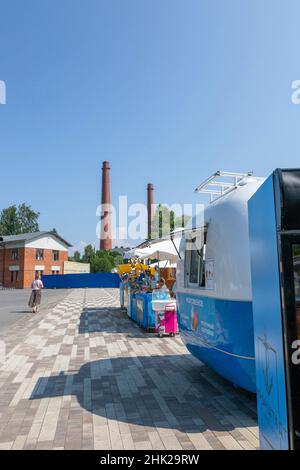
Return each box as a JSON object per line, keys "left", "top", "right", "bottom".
{"left": 42, "top": 273, "right": 120, "bottom": 289}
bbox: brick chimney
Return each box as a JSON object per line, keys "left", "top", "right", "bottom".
{"left": 147, "top": 183, "right": 154, "bottom": 240}
{"left": 100, "top": 161, "right": 112, "bottom": 251}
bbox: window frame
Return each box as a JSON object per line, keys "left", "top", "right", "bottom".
{"left": 52, "top": 250, "right": 59, "bottom": 262}
{"left": 198, "top": 245, "right": 206, "bottom": 288}
{"left": 11, "top": 248, "right": 19, "bottom": 261}
{"left": 185, "top": 229, "right": 207, "bottom": 289}
{"left": 186, "top": 246, "right": 200, "bottom": 286}
{"left": 36, "top": 249, "right": 44, "bottom": 261}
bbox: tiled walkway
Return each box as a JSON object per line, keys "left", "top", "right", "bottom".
{"left": 0, "top": 288, "right": 259, "bottom": 450}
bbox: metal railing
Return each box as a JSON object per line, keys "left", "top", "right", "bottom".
{"left": 194, "top": 170, "right": 253, "bottom": 203}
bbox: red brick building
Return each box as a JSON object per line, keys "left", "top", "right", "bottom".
{"left": 0, "top": 231, "right": 72, "bottom": 288}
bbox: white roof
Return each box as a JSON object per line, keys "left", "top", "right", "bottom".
{"left": 149, "top": 260, "right": 177, "bottom": 268}
{"left": 134, "top": 238, "right": 180, "bottom": 262}
{"left": 123, "top": 248, "right": 143, "bottom": 259}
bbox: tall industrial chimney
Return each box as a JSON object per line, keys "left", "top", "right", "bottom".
{"left": 100, "top": 161, "right": 112, "bottom": 251}
{"left": 147, "top": 183, "right": 154, "bottom": 240}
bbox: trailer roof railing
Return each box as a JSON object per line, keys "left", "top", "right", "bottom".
{"left": 194, "top": 170, "right": 253, "bottom": 203}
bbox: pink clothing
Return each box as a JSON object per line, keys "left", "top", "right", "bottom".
{"left": 32, "top": 279, "right": 43, "bottom": 290}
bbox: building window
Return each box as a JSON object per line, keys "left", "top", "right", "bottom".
{"left": 36, "top": 249, "right": 44, "bottom": 260}
{"left": 15, "top": 271, "right": 19, "bottom": 283}
{"left": 10, "top": 271, "right": 14, "bottom": 283}
{"left": 11, "top": 248, "right": 19, "bottom": 260}
{"left": 35, "top": 270, "right": 43, "bottom": 277}
{"left": 52, "top": 250, "right": 59, "bottom": 261}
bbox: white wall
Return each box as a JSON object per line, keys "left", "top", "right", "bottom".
{"left": 64, "top": 261, "right": 90, "bottom": 274}
{"left": 26, "top": 235, "right": 69, "bottom": 251}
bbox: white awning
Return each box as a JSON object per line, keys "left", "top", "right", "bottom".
{"left": 149, "top": 260, "right": 177, "bottom": 268}
{"left": 137, "top": 238, "right": 180, "bottom": 262}
{"left": 123, "top": 248, "right": 146, "bottom": 259}
{"left": 124, "top": 231, "right": 182, "bottom": 262}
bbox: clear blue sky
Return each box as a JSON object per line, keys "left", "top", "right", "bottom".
{"left": 1, "top": 0, "right": 300, "bottom": 251}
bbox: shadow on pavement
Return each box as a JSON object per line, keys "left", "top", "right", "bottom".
{"left": 78, "top": 307, "right": 149, "bottom": 338}
{"left": 29, "top": 355, "right": 257, "bottom": 433}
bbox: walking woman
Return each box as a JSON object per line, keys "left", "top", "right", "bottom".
{"left": 28, "top": 272, "right": 44, "bottom": 313}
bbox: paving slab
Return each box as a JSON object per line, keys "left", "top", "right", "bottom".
{"left": 0, "top": 288, "right": 259, "bottom": 450}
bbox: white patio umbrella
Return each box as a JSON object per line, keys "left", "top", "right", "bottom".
{"left": 123, "top": 248, "right": 145, "bottom": 259}
{"left": 149, "top": 260, "right": 177, "bottom": 268}
{"left": 137, "top": 238, "right": 180, "bottom": 262}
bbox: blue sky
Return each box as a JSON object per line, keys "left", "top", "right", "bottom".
{"left": 1, "top": 0, "right": 300, "bottom": 251}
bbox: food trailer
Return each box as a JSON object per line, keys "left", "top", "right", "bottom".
{"left": 176, "top": 171, "right": 265, "bottom": 393}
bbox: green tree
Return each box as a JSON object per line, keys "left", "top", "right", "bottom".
{"left": 73, "top": 251, "right": 81, "bottom": 262}
{"left": 0, "top": 204, "right": 40, "bottom": 235}
{"left": 150, "top": 204, "right": 190, "bottom": 239}
{"left": 91, "top": 255, "right": 114, "bottom": 273}
{"left": 109, "top": 250, "right": 124, "bottom": 266}
{"left": 0, "top": 206, "right": 19, "bottom": 235}
{"left": 81, "top": 244, "right": 95, "bottom": 264}
{"left": 16, "top": 203, "right": 40, "bottom": 233}
{"left": 174, "top": 214, "right": 191, "bottom": 230}
{"left": 71, "top": 245, "right": 124, "bottom": 273}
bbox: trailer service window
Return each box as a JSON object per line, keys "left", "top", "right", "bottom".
{"left": 185, "top": 233, "right": 206, "bottom": 288}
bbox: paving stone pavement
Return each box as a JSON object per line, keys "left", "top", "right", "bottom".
{"left": 0, "top": 288, "right": 259, "bottom": 450}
